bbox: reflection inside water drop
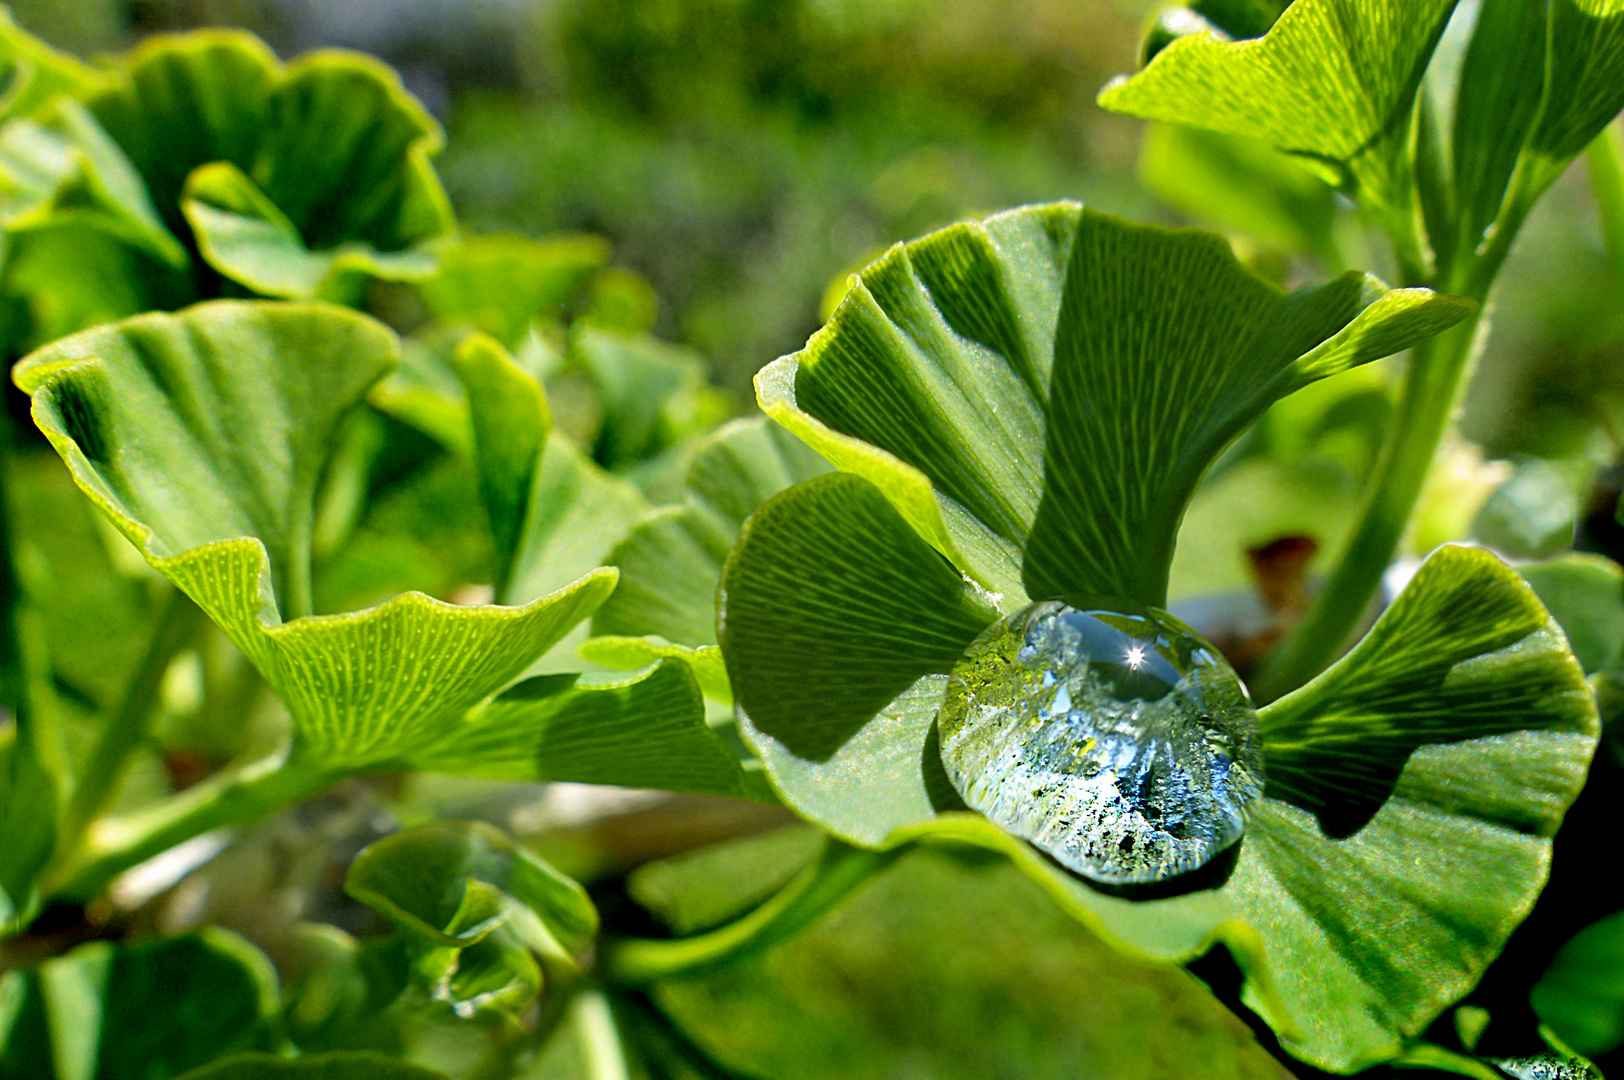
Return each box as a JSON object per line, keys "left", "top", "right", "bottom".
{"left": 937, "top": 600, "right": 1265, "bottom": 886}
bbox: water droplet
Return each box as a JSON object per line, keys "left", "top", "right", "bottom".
{"left": 1494, "top": 1058, "right": 1602, "bottom": 1080}
{"left": 937, "top": 600, "right": 1265, "bottom": 886}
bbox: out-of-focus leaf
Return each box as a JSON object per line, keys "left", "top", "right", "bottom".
{"left": 571, "top": 324, "right": 732, "bottom": 471}
{"left": 1520, "top": 554, "right": 1624, "bottom": 673}
{"left": 629, "top": 825, "right": 826, "bottom": 936}
{"left": 14, "top": 302, "right": 617, "bottom": 774}
{"left": 417, "top": 232, "right": 609, "bottom": 348}
{"left": 0, "top": 929, "right": 279, "bottom": 1079}
{"left": 1099, "top": 0, "right": 1459, "bottom": 224}
{"left": 1472, "top": 456, "right": 1590, "bottom": 560}
{"left": 281, "top": 924, "right": 408, "bottom": 1053}
{"left": 1138, "top": 123, "right": 1338, "bottom": 258}
{"left": 0, "top": 8, "right": 96, "bottom": 124}
{"left": 182, "top": 162, "right": 436, "bottom": 301}
{"left": 176, "top": 1053, "right": 451, "bottom": 1080}
{"left": 450, "top": 333, "right": 550, "bottom": 597}
{"left": 654, "top": 848, "right": 1292, "bottom": 1080}
{"left": 591, "top": 416, "right": 829, "bottom": 649}
{"left": 1532, "top": 910, "right": 1624, "bottom": 1057}
{"left": 755, "top": 202, "right": 1471, "bottom": 608}
{"left": 347, "top": 820, "right": 598, "bottom": 957}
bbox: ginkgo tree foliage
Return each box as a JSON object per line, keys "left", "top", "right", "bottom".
{"left": 1, "top": 2, "right": 1623, "bottom": 1080}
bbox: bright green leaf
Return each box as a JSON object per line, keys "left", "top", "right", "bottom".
{"left": 450, "top": 333, "right": 551, "bottom": 597}
{"left": 1526, "top": 0, "right": 1624, "bottom": 180}
{"left": 176, "top": 1053, "right": 451, "bottom": 1080}
{"left": 578, "top": 637, "right": 731, "bottom": 701}
{"left": 758, "top": 202, "right": 1472, "bottom": 608}
{"left": 571, "top": 324, "right": 731, "bottom": 472}
{"left": 1532, "top": 909, "right": 1624, "bottom": 1057}
{"left": 629, "top": 825, "right": 827, "bottom": 937}
{"left": 347, "top": 820, "right": 598, "bottom": 958}
{"left": 591, "top": 416, "right": 829, "bottom": 649}
{"left": 13, "top": 301, "right": 618, "bottom": 773}
{"left": 0, "top": 929, "right": 280, "bottom": 1080}
{"left": 1098, "top": 0, "right": 1459, "bottom": 221}
{"left": 181, "top": 162, "right": 436, "bottom": 301}
{"left": 417, "top": 659, "right": 767, "bottom": 800}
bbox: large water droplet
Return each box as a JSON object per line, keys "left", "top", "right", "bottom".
{"left": 937, "top": 600, "right": 1265, "bottom": 886}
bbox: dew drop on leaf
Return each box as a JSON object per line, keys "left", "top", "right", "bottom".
{"left": 1493, "top": 1058, "right": 1603, "bottom": 1080}
{"left": 937, "top": 600, "right": 1265, "bottom": 886}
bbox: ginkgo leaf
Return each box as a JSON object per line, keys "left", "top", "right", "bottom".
{"left": 722, "top": 474, "right": 1598, "bottom": 1072}
{"left": 417, "top": 232, "right": 609, "bottom": 348}
{"left": 591, "top": 416, "right": 830, "bottom": 649}
{"left": 0, "top": 7, "right": 97, "bottom": 124}
{"left": 756, "top": 202, "right": 1471, "bottom": 608}
{"left": 12, "top": 302, "right": 617, "bottom": 775}
{"left": 1098, "top": 0, "right": 1460, "bottom": 220}
{"left": 181, "top": 162, "right": 436, "bottom": 301}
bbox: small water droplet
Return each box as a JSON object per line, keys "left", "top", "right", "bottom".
{"left": 1494, "top": 1058, "right": 1602, "bottom": 1080}
{"left": 937, "top": 600, "right": 1265, "bottom": 886}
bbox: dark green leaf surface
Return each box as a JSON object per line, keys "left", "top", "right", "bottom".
{"left": 721, "top": 472, "right": 995, "bottom": 763}
{"left": 419, "top": 659, "right": 767, "bottom": 800}
{"left": 572, "top": 325, "right": 728, "bottom": 471}
{"left": 14, "top": 302, "right": 617, "bottom": 773}
{"left": 591, "top": 416, "right": 829, "bottom": 648}
{"left": 725, "top": 514, "right": 1597, "bottom": 1069}
{"left": 756, "top": 203, "right": 1471, "bottom": 608}
{"left": 177, "top": 1053, "right": 451, "bottom": 1080}
{"left": 1526, "top": 0, "right": 1624, "bottom": 180}
{"left": 1098, "top": 0, "right": 1459, "bottom": 216}
{"left": 1532, "top": 910, "right": 1624, "bottom": 1056}
{"left": 347, "top": 820, "right": 598, "bottom": 957}
{"left": 0, "top": 929, "right": 279, "bottom": 1080}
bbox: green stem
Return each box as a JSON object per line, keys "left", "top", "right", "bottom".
{"left": 1253, "top": 308, "right": 1486, "bottom": 701}
{"left": 59, "top": 588, "right": 204, "bottom": 847}
{"left": 599, "top": 841, "right": 897, "bottom": 985}
{"left": 47, "top": 754, "right": 333, "bottom": 903}
{"left": 572, "top": 990, "right": 631, "bottom": 1080}
{"left": 1589, "top": 119, "right": 1624, "bottom": 289}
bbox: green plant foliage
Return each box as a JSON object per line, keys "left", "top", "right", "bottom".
{"left": 348, "top": 820, "right": 598, "bottom": 958}
{"left": 718, "top": 205, "right": 1593, "bottom": 1070}
{"left": 651, "top": 847, "right": 1293, "bottom": 1080}
{"left": 1472, "top": 457, "right": 1589, "bottom": 560}
{"left": 1099, "top": 0, "right": 1458, "bottom": 224}
{"left": 0, "top": 928, "right": 280, "bottom": 1079}
{"left": 1520, "top": 554, "right": 1624, "bottom": 673}
{"left": 176, "top": 1053, "right": 451, "bottom": 1080}
{"left": 0, "top": 7, "right": 93, "bottom": 124}
{"left": 590, "top": 415, "right": 830, "bottom": 652}
{"left": 0, "top": 26, "right": 455, "bottom": 347}
{"left": 416, "top": 233, "right": 610, "bottom": 349}
{"left": 1533, "top": 910, "right": 1624, "bottom": 1057}
{"left": 753, "top": 201, "right": 1470, "bottom": 608}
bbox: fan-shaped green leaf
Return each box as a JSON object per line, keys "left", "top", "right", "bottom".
{"left": 12, "top": 302, "right": 617, "bottom": 773}
{"left": 418, "top": 659, "right": 767, "bottom": 800}
{"left": 177, "top": 1054, "right": 451, "bottom": 1080}
{"left": 1098, "top": 0, "right": 1459, "bottom": 218}
{"left": 0, "top": 929, "right": 279, "bottom": 1080}
{"left": 571, "top": 324, "right": 732, "bottom": 472}
{"left": 347, "top": 820, "right": 598, "bottom": 957}
{"left": 181, "top": 162, "right": 436, "bottom": 301}
{"left": 1532, "top": 910, "right": 1624, "bottom": 1057}
{"left": 591, "top": 416, "right": 829, "bottom": 649}
{"left": 721, "top": 449, "right": 1598, "bottom": 1072}
{"left": 759, "top": 203, "right": 1471, "bottom": 607}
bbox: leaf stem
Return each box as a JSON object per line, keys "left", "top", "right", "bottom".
{"left": 1253, "top": 308, "right": 1486, "bottom": 701}
{"left": 1589, "top": 119, "right": 1624, "bottom": 290}
{"left": 59, "top": 587, "right": 205, "bottom": 847}
{"left": 598, "top": 840, "right": 897, "bottom": 985}
{"left": 47, "top": 754, "right": 333, "bottom": 903}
